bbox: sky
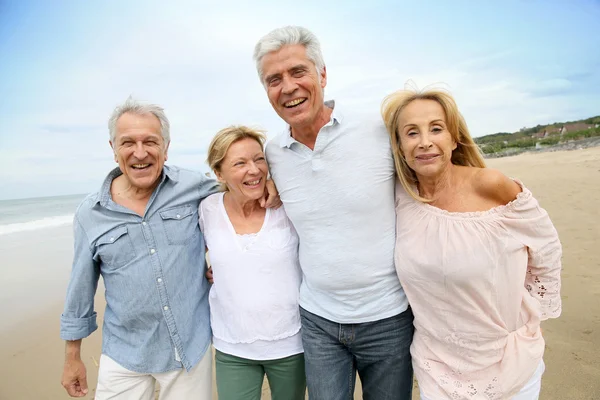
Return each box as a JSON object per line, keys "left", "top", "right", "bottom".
{"left": 0, "top": 0, "right": 599, "bottom": 200}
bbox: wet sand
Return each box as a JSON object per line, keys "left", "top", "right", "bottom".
{"left": 0, "top": 147, "right": 598, "bottom": 399}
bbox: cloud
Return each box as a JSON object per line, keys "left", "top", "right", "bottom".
{"left": 526, "top": 79, "right": 573, "bottom": 97}
{"left": 1, "top": 1, "right": 599, "bottom": 199}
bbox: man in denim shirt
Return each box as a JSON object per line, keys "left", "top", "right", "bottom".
{"left": 60, "top": 97, "right": 278, "bottom": 399}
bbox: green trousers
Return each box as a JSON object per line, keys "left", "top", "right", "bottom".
{"left": 215, "top": 350, "right": 306, "bottom": 400}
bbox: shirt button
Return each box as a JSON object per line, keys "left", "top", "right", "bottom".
{"left": 110, "top": 237, "right": 115, "bottom": 242}
{"left": 176, "top": 214, "right": 181, "bottom": 219}
{"left": 150, "top": 249, "right": 156, "bottom": 254}
{"left": 157, "top": 278, "right": 162, "bottom": 283}
{"left": 142, "top": 221, "right": 147, "bottom": 226}
{"left": 163, "top": 306, "right": 169, "bottom": 311}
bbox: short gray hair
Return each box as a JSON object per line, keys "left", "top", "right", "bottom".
{"left": 108, "top": 96, "right": 171, "bottom": 145}
{"left": 253, "top": 26, "right": 325, "bottom": 85}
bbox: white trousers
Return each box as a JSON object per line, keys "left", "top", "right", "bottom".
{"left": 95, "top": 348, "right": 212, "bottom": 400}
{"left": 421, "top": 360, "right": 545, "bottom": 400}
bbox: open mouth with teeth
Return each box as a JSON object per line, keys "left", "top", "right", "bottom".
{"left": 243, "top": 178, "right": 262, "bottom": 187}
{"left": 131, "top": 163, "right": 151, "bottom": 170}
{"left": 284, "top": 98, "right": 307, "bottom": 108}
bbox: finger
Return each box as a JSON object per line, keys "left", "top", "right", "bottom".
{"left": 80, "top": 377, "right": 89, "bottom": 395}
{"left": 66, "top": 383, "right": 83, "bottom": 397}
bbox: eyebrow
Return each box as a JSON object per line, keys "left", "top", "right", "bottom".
{"left": 402, "top": 119, "right": 445, "bottom": 129}
{"left": 264, "top": 64, "right": 308, "bottom": 83}
{"left": 118, "top": 134, "right": 160, "bottom": 142}
{"left": 264, "top": 72, "right": 281, "bottom": 83}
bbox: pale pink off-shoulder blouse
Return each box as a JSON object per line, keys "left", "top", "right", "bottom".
{"left": 394, "top": 180, "right": 562, "bottom": 400}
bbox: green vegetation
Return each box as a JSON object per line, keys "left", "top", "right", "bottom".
{"left": 475, "top": 115, "right": 600, "bottom": 155}
{"left": 539, "top": 137, "right": 560, "bottom": 146}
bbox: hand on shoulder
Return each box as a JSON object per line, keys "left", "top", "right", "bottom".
{"left": 472, "top": 168, "right": 522, "bottom": 207}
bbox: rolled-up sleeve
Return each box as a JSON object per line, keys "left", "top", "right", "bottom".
{"left": 60, "top": 214, "right": 100, "bottom": 340}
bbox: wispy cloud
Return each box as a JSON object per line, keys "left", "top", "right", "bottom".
{"left": 1, "top": 0, "right": 599, "bottom": 199}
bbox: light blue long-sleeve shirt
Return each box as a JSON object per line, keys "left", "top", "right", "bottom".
{"left": 60, "top": 165, "right": 219, "bottom": 373}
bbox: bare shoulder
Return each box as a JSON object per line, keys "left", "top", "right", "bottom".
{"left": 471, "top": 168, "right": 522, "bottom": 206}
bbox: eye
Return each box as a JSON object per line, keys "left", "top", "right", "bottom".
{"left": 407, "top": 130, "right": 418, "bottom": 136}
{"left": 256, "top": 156, "right": 266, "bottom": 162}
{"left": 432, "top": 126, "right": 443, "bottom": 133}
{"left": 234, "top": 161, "right": 245, "bottom": 166}
{"left": 268, "top": 78, "right": 281, "bottom": 87}
{"left": 122, "top": 140, "right": 134, "bottom": 146}
{"left": 292, "top": 69, "right": 305, "bottom": 77}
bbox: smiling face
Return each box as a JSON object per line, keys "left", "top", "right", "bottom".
{"left": 215, "top": 137, "right": 268, "bottom": 202}
{"left": 110, "top": 112, "right": 169, "bottom": 191}
{"left": 260, "top": 44, "right": 327, "bottom": 130}
{"left": 397, "top": 99, "right": 457, "bottom": 179}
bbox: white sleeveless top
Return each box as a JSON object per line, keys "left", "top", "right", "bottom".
{"left": 199, "top": 193, "right": 303, "bottom": 359}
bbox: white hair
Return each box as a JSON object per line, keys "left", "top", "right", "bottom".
{"left": 253, "top": 26, "right": 325, "bottom": 85}
{"left": 108, "top": 96, "right": 170, "bottom": 145}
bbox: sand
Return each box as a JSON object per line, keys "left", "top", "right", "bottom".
{"left": 0, "top": 147, "right": 598, "bottom": 400}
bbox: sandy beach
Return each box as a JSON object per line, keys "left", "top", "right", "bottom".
{"left": 0, "top": 147, "right": 598, "bottom": 400}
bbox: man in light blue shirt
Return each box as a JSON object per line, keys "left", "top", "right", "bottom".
{"left": 254, "top": 26, "right": 414, "bottom": 399}
{"left": 59, "top": 97, "right": 278, "bottom": 399}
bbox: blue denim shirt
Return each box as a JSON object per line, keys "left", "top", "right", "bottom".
{"left": 60, "top": 165, "right": 219, "bottom": 373}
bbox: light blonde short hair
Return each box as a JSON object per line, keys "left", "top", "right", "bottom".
{"left": 207, "top": 125, "right": 267, "bottom": 191}
{"left": 381, "top": 88, "right": 486, "bottom": 202}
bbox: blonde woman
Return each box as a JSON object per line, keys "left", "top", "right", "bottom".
{"left": 381, "top": 89, "right": 562, "bottom": 400}
{"left": 199, "top": 126, "right": 305, "bottom": 400}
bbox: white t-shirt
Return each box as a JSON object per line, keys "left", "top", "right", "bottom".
{"left": 199, "top": 192, "right": 303, "bottom": 360}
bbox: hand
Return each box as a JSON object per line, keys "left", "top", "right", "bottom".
{"left": 260, "top": 179, "right": 282, "bottom": 209}
{"left": 206, "top": 267, "right": 214, "bottom": 284}
{"left": 61, "top": 357, "right": 88, "bottom": 397}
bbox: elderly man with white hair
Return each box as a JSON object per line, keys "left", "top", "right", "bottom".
{"left": 59, "top": 97, "right": 279, "bottom": 399}
{"left": 254, "top": 26, "right": 414, "bottom": 399}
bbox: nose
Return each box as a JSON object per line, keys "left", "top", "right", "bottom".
{"left": 418, "top": 131, "right": 433, "bottom": 148}
{"left": 281, "top": 75, "right": 297, "bottom": 95}
{"left": 248, "top": 161, "right": 260, "bottom": 174}
{"left": 133, "top": 141, "right": 148, "bottom": 159}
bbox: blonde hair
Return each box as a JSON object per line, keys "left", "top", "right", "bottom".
{"left": 206, "top": 125, "right": 267, "bottom": 191}
{"left": 381, "top": 88, "right": 486, "bottom": 202}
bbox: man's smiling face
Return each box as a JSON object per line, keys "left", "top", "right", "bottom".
{"left": 261, "top": 44, "right": 327, "bottom": 130}
{"left": 110, "top": 112, "right": 169, "bottom": 191}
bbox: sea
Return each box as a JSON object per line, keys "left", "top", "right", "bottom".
{"left": 0, "top": 193, "right": 89, "bottom": 236}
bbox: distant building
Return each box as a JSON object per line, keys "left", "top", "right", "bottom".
{"left": 562, "top": 123, "right": 594, "bottom": 133}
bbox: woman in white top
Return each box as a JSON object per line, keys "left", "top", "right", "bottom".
{"left": 199, "top": 125, "right": 305, "bottom": 400}
{"left": 381, "top": 88, "right": 562, "bottom": 400}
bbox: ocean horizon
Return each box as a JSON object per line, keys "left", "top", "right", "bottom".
{"left": 0, "top": 193, "right": 89, "bottom": 236}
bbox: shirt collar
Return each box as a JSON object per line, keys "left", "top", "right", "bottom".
{"left": 279, "top": 99, "right": 343, "bottom": 149}
{"left": 96, "top": 165, "right": 178, "bottom": 207}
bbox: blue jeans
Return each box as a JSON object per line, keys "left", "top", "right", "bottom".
{"left": 300, "top": 307, "right": 414, "bottom": 400}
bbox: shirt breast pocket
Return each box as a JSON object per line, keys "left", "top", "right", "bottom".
{"left": 95, "top": 225, "right": 136, "bottom": 269}
{"left": 159, "top": 205, "right": 198, "bottom": 245}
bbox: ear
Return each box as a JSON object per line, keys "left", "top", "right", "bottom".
{"left": 452, "top": 139, "right": 458, "bottom": 151}
{"left": 164, "top": 140, "right": 170, "bottom": 161}
{"left": 320, "top": 65, "right": 327, "bottom": 89}
{"left": 214, "top": 169, "right": 225, "bottom": 183}
{"left": 109, "top": 140, "right": 117, "bottom": 163}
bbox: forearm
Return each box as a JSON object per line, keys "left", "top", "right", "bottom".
{"left": 65, "top": 339, "right": 82, "bottom": 361}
